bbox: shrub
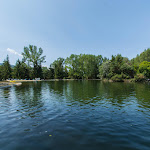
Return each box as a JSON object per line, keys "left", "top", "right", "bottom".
{"left": 111, "top": 74, "right": 124, "bottom": 82}
{"left": 121, "top": 73, "right": 130, "bottom": 79}
{"left": 134, "top": 73, "right": 146, "bottom": 82}
{"left": 139, "top": 61, "right": 150, "bottom": 78}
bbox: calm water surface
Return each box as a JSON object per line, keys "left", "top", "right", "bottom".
{"left": 0, "top": 81, "right": 150, "bottom": 150}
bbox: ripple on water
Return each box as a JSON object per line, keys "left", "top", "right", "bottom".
{"left": 1, "top": 81, "right": 150, "bottom": 150}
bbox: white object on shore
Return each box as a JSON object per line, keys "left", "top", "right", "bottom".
{"left": 35, "top": 78, "right": 40, "bottom": 81}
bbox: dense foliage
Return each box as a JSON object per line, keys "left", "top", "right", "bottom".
{"left": 131, "top": 48, "right": 150, "bottom": 65}
{"left": 65, "top": 54, "right": 103, "bottom": 79}
{"left": 1, "top": 55, "right": 12, "bottom": 80}
{"left": 0, "top": 46, "right": 150, "bottom": 82}
{"left": 22, "top": 45, "right": 46, "bottom": 78}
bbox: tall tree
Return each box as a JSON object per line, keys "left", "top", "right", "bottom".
{"left": 22, "top": 45, "right": 46, "bottom": 78}
{"left": 52, "top": 57, "right": 64, "bottom": 79}
{"left": 65, "top": 54, "right": 103, "bottom": 79}
{"left": 65, "top": 54, "right": 80, "bottom": 79}
{"left": 2, "top": 55, "right": 12, "bottom": 80}
{"left": 42, "top": 67, "right": 50, "bottom": 80}
{"left": 139, "top": 61, "right": 150, "bottom": 78}
{"left": 49, "top": 65, "right": 54, "bottom": 79}
{"left": 13, "top": 59, "right": 30, "bottom": 79}
{"left": 110, "top": 54, "right": 124, "bottom": 75}
{"left": 0, "top": 66, "right": 2, "bottom": 80}
{"left": 131, "top": 48, "right": 150, "bottom": 65}
{"left": 99, "top": 60, "right": 111, "bottom": 79}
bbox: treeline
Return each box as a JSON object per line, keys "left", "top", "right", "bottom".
{"left": 0, "top": 45, "right": 150, "bottom": 82}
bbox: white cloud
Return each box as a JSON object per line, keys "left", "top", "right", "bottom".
{"left": 7, "top": 48, "right": 23, "bottom": 57}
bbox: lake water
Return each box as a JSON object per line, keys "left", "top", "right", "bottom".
{"left": 0, "top": 81, "right": 150, "bottom": 150}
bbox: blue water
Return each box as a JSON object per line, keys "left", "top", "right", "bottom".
{"left": 0, "top": 81, "right": 150, "bottom": 150}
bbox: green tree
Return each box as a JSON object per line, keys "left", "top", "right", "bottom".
{"left": 42, "top": 67, "right": 50, "bottom": 79}
{"left": 2, "top": 55, "right": 12, "bottom": 80}
{"left": 81, "top": 54, "right": 102, "bottom": 79}
{"left": 0, "top": 66, "right": 2, "bottom": 80}
{"left": 139, "top": 61, "right": 150, "bottom": 78}
{"left": 49, "top": 65, "right": 54, "bottom": 79}
{"left": 13, "top": 59, "right": 30, "bottom": 79}
{"left": 110, "top": 54, "right": 123, "bottom": 75}
{"left": 65, "top": 54, "right": 80, "bottom": 79}
{"left": 22, "top": 45, "right": 46, "bottom": 78}
{"left": 99, "top": 60, "right": 111, "bottom": 79}
{"left": 131, "top": 48, "right": 150, "bottom": 65}
{"left": 52, "top": 57, "right": 64, "bottom": 79}
{"left": 65, "top": 54, "right": 103, "bottom": 79}
{"left": 99, "top": 54, "right": 134, "bottom": 80}
{"left": 121, "top": 63, "right": 134, "bottom": 78}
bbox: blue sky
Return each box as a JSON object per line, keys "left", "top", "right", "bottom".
{"left": 0, "top": 0, "right": 150, "bottom": 66}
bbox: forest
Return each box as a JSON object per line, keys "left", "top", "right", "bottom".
{"left": 0, "top": 45, "right": 150, "bottom": 82}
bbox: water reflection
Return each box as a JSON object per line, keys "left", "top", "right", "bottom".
{"left": 13, "top": 82, "right": 45, "bottom": 119}
{"left": 1, "top": 81, "right": 150, "bottom": 150}
{"left": 46, "top": 81, "right": 150, "bottom": 112}
{"left": 2, "top": 88, "right": 11, "bottom": 98}
{"left": 47, "top": 81, "right": 136, "bottom": 106}
{"left": 48, "top": 81, "right": 65, "bottom": 96}
{"left": 1, "top": 81, "right": 150, "bottom": 111}
{"left": 14, "top": 82, "right": 43, "bottom": 106}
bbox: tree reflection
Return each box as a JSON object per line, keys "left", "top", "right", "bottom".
{"left": 0, "top": 88, "right": 12, "bottom": 110}
{"left": 13, "top": 81, "right": 150, "bottom": 114}
{"left": 47, "top": 81, "right": 135, "bottom": 107}
{"left": 134, "top": 83, "right": 150, "bottom": 109}
{"left": 14, "top": 82, "right": 44, "bottom": 118}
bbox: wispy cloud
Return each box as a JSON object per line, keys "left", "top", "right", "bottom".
{"left": 7, "top": 48, "right": 23, "bottom": 57}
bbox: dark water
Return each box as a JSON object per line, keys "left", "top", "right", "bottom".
{"left": 0, "top": 81, "right": 150, "bottom": 150}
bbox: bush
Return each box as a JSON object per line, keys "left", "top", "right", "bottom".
{"left": 107, "top": 72, "right": 114, "bottom": 79}
{"left": 139, "top": 61, "right": 150, "bottom": 78}
{"left": 111, "top": 74, "right": 124, "bottom": 82}
{"left": 121, "top": 73, "right": 130, "bottom": 79}
{"left": 134, "top": 73, "right": 146, "bottom": 82}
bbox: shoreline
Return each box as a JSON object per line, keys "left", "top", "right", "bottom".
{"left": 0, "top": 81, "right": 22, "bottom": 89}
{"left": 6, "top": 79, "right": 102, "bottom": 82}
{"left": 0, "top": 78, "right": 148, "bottom": 88}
